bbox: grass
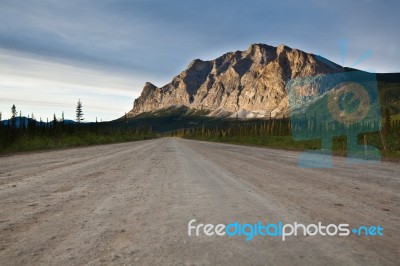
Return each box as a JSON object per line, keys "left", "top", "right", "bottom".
{"left": 0, "top": 132, "right": 157, "bottom": 155}
{"left": 392, "top": 114, "right": 400, "bottom": 122}
{"left": 183, "top": 132, "right": 400, "bottom": 160}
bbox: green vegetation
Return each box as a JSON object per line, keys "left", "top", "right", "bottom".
{"left": 174, "top": 118, "right": 400, "bottom": 159}
{"left": 0, "top": 128, "right": 155, "bottom": 154}
{"left": 0, "top": 101, "right": 155, "bottom": 154}
{"left": 392, "top": 114, "right": 400, "bottom": 122}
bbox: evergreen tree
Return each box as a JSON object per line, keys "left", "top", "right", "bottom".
{"left": 19, "top": 111, "right": 24, "bottom": 130}
{"left": 53, "top": 113, "right": 57, "bottom": 130}
{"left": 11, "top": 104, "right": 17, "bottom": 127}
{"left": 76, "top": 99, "right": 84, "bottom": 123}
{"left": 124, "top": 113, "right": 127, "bottom": 130}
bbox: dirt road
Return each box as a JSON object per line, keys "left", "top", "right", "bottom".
{"left": 0, "top": 138, "right": 399, "bottom": 265}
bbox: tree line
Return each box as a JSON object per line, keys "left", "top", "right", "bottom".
{"left": 173, "top": 108, "right": 399, "bottom": 155}
{"left": 0, "top": 100, "right": 154, "bottom": 153}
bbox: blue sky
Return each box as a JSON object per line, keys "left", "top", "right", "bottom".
{"left": 0, "top": 0, "right": 398, "bottom": 121}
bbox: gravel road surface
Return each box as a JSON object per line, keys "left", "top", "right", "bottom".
{"left": 0, "top": 138, "right": 399, "bottom": 265}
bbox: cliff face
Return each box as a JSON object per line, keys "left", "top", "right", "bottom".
{"left": 128, "top": 43, "right": 343, "bottom": 118}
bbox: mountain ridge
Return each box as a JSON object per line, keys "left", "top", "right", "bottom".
{"left": 127, "top": 43, "right": 345, "bottom": 118}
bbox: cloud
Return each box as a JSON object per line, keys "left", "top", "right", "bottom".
{"left": 0, "top": 0, "right": 399, "bottom": 120}
{"left": 0, "top": 51, "right": 146, "bottom": 121}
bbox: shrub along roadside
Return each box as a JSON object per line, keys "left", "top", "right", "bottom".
{"left": 178, "top": 130, "right": 400, "bottom": 160}
{"left": 170, "top": 106, "right": 399, "bottom": 160}
{"left": 0, "top": 132, "right": 157, "bottom": 154}
{"left": 0, "top": 119, "right": 156, "bottom": 155}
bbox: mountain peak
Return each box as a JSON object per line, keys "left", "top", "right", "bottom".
{"left": 128, "top": 43, "right": 343, "bottom": 118}
{"left": 246, "top": 43, "right": 274, "bottom": 55}
{"left": 144, "top": 82, "right": 157, "bottom": 89}
{"left": 248, "top": 43, "right": 273, "bottom": 50}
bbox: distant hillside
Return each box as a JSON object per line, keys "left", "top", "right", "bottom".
{"left": 1, "top": 117, "right": 76, "bottom": 128}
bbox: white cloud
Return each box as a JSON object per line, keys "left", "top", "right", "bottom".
{"left": 0, "top": 50, "right": 148, "bottom": 121}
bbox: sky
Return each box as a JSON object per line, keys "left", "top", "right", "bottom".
{"left": 0, "top": 0, "right": 399, "bottom": 121}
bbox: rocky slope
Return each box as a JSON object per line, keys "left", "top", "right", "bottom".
{"left": 128, "top": 44, "right": 343, "bottom": 118}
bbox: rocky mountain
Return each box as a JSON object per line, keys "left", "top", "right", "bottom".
{"left": 127, "top": 43, "right": 344, "bottom": 119}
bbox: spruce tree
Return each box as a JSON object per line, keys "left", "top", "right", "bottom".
{"left": 11, "top": 104, "right": 17, "bottom": 127}
{"left": 76, "top": 99, "right": 84, "bottom": 123}
{"left": 53, "top": 113, "right": 57, "bottom": 130}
